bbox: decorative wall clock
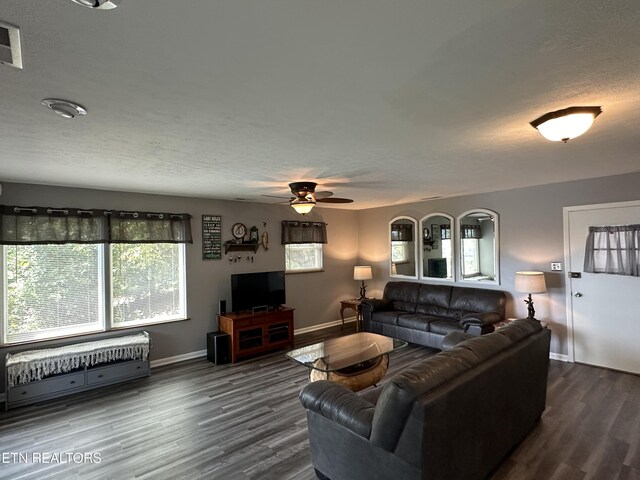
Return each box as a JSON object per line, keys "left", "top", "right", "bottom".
{"left": 232, "top": 222, "right": 247, "bottom": 240}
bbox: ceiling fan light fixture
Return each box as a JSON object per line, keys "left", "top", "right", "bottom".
{"left": 530, "top": 106, "right": 602, "bottom": 143}
{"left": 290, "top": 198, "right": 316, "bottom": 215}
{"left": 69, "top": 0, "right": 121, "bottom": 9}
{"left": 41, "top": 99, "right": 87, "bottom": 119}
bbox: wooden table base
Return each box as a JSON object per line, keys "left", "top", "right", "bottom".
{"left": 309, "top": 354, "right": 389, "bottom": 392}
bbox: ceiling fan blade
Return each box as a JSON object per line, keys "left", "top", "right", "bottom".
{"left": 314, "top": 190, "right": 334, "bottom": 199}
{"left": 317, "top": 197, "right": 354, "bottom": 204}
{"left": 261, "top": 194, "right": 291, "bottom": 199}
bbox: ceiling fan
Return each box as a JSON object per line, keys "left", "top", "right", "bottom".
{"left": 265, "top": 181, "right": 354, "bottom": 215}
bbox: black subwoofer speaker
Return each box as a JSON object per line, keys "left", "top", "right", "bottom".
{"left": 207, "top": 331, "right": 230, "bottom": 365}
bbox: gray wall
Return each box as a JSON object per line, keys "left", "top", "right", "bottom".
{"left": 2, "top": 171, "right": 639, "bottom": 387}
{"left": 0, "top": 182, "right": 359, "bottom": 393}
{"left": 356, "top": 172, "right": 640, "bottom": 356}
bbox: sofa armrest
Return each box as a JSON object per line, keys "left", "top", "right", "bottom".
{"left": 459, "top": 312, "right": 501, "bottom": 335}
{"left": 441, "top": 331, "right": 475, "bottom": 350}
{"left": 360, "top": 299, "right": 392, "bottom": 314}
{"left": 460, "top": 312, "right": 501, "bottom": 327}
{"left": 299, "top": 380, "right": 375, "bottom": 439}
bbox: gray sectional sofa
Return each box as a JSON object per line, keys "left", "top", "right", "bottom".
{"left": 299, "top": 318, "right": 551, "bottom": 480}
{"left": 361, "top": 281, "right": 506, "bottom": 349}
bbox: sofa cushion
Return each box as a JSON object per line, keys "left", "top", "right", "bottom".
{"left": 371, "top": 311, "right": 405, "bottom": 326}
{"left": 370, "top": 347, "right": 479, "bottom": 452}
{"left": 416, "top": 284, "right": 452, "bottom": 308}
{"left": 384, "top": 281, "right": 420, "bottom": 304}
{"left": 428, "top": 319, "right": 463, "bottom": 335}
{"left": 452, "top": 318, "right": 542, "bottom": 362}
{"left": 397, "top": 314, "right": 440, "bottom": 332}
{"left": 393, "top": 301, "right": 417, "bottom": 313}
{"left": 415, "top": 303, "right": 450, "bottom": 317}
{"left": 449, "top": 287, "right": 506, "bottom": 317}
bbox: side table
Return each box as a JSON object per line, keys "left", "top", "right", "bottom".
{"left": 340, "top": 298, "right": 362, "bottom": 332}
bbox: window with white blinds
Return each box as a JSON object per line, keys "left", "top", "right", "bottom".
{"left": 0, "top": 204, "right": 192, "bottom": 345}
{"left": 1, "top": 243, "right": 187, "bottom": 344}
{"left": 3, "top": 244, "right": 104, "bottom": 343}
{"left": 111, "top": 244, "right": 186, "bottom": 326}
{"left": 285, "top": 243, "right": 323, "bottom": 272}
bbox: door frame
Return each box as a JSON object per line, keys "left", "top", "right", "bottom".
{"left": 562, "top": 199, "right": 640, "bottom": 363}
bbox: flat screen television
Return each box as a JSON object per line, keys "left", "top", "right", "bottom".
{"left": 231, "top": 271, "right": 286, "bottom": 313}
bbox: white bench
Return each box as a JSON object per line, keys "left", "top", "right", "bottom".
{"left": 5, "top": 331, "right": 151, "bottom": 409}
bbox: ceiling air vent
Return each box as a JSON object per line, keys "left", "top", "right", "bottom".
{"left": 0, "top": 21, "right": 22, "bottom": 69}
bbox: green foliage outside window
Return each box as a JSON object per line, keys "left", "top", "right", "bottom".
{"left": 111, "top": 244, "right": 183, "bottom": 324}
{"left": 5, "top": 244, "right": 102, "bottom": 339}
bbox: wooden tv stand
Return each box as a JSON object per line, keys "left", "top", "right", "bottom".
{"left": 218, "top": 307, "right": 294, "bottom": 363}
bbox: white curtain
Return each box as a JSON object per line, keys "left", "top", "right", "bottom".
{"left": 584, "top": 225, "right": 640, "bottom": 276}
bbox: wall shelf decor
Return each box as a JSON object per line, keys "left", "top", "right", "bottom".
{"left": 224, "top": 242, "right": 260, "bottom": 254}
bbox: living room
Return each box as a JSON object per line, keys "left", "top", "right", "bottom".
{"left": 1, "top": 1, "right": 640, "bottom": 479}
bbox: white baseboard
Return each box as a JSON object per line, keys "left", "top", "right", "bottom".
{"left": 151, "top": 349, "right": 207, "bottom": 368}
{"left": 149, "top": 318, "right": 356, "bottom": 367}
{"left": 294, "top": 317, "right": 357, "bottom": 335}
{"left": 549, "top": 352, "right": 570, "bottom": 362}
{"left": 148, "top": 327, "right": 570, "bottom": 368}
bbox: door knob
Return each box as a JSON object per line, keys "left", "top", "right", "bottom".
{"left": 574, "top": 292, "right": 583, "bottom": 297}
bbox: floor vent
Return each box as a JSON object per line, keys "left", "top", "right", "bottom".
{"left": 0, "top": 21, "right": 22, "bottom": 69}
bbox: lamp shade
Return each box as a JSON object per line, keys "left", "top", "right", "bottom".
{"left": 514, "top": 271, "right": 547, "bottom": 293}
{"left": 290, "top": 198, "right": 315, "bottom": 215}
{"left": 353, "top": 265, "right": 372, "bottom": 281}
{"left": 530, "top": 106, "right": 602, "bottom": 143}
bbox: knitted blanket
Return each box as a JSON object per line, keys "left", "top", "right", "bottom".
{"left": 6, "top": 331, "right": 150, "bottom": 388}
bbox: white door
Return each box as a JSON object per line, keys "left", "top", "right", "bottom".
{"left": 565, "top": 201, "right": 640, "bottom": 374}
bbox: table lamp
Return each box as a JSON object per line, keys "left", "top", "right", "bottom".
{"left": 353, "top": 266, "right": 372, "bottom": 300}
{"left": 514, "top": 271, "right": 547, "bottom": 319}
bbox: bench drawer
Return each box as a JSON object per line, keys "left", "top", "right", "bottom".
{"left": 87, "top": 360, "right": 148, "bottom": 385}
{"left": 8, "top": 372, "right": 86, "bottom": 403}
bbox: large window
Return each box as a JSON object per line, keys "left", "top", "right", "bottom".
{"left": 2, "top": 243, "right": 186, "bottom": 344}
{"left": 111, "top": 244, "right": 186, "bottom": 326}
{"left": 3, "top": 244, "right": 104, "bottom": 343}
{"left": 0, "top": 205, "right": 192, "bottom": 345}
{"left": 285, "top": 243, "right": 323, "bottom": 272}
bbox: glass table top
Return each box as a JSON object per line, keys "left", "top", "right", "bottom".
{"left": 286, "top": 332, "right": 407, "bottom": 372}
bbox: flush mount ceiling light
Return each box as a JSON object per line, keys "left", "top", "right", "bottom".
{"left": 41, "top": 99, "right": 87, "bottom": 119}
{"left": 530, "top": 106, "right": 602, "bottom": 143}
{"left": 69, "top": 0, "right": 121, "bottom": 9}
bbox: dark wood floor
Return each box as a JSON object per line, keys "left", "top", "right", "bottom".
{"left": 1, "top": 323, "right": 639, "bottom": 480}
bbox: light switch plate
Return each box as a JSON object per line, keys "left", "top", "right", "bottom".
{"left": 550, "top": 262, "right": 562, "bottom": 271}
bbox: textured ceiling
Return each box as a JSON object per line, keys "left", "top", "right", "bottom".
{"left": 1, "top": 0, "right": 639, "bottom": 209}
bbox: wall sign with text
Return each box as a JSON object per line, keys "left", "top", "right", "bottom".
{"left": 202, "top": 215, "right": 222, "bottom": 260}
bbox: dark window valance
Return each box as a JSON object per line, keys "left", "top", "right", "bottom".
{"left": 440, "top": 224, "right": 451, "bottom": 240}
{"left": 0, "top": 205, "right": 192, "bottom": 245}
{"left": 281, "top": 220, "right": 327, "bottom": 244}
{"left": 110, "top": 211, "right": 193, "bottom": 244}
{"left": 391, "top": 224, "right": 413, "bottom": 241}
{"left": 0, "top": 206, "right": 110, "bottom": 244}
{"left": 461, "top": 224, "right": 482, "bottom": 239}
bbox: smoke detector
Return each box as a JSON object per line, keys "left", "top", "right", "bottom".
{"left": 0, "top": 21, "right": 22, "bottom": 69}
{"left": 69, "top": 0, "right": 121, "bottom": 9}
{"left": 41, "top": 99, "right": 87, "bottom": 119}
